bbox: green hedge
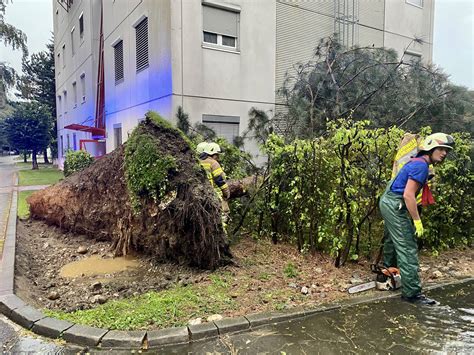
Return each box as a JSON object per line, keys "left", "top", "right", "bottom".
{"left": 244, "top": 121, "right": 472, "bottom": 265}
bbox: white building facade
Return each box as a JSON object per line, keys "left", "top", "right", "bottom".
{"left": 54, "top": 0, "right": 434, "bottom": 164}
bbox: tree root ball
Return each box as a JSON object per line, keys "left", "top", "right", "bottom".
{"left": 28, "top": 111, "right": 231, "bottom": 269}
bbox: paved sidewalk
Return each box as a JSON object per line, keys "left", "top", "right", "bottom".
{"left": 0, "top": 156, "right": 17, "bottom": 261}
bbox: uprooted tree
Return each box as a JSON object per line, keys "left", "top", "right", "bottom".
{"left": 28, "top": 112, "right": 232, "bottom": 269}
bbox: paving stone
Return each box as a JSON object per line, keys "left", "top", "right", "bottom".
{"left": 0, "top": 294, "right": 26, "bottom": 316}
{"left": 245, "top": 312, "right": 272, "bottom": 328}
{"left": 188, "top": 322, "right": 218, "bottom": 341}
{"left": 32, "top": 317, "right": 74, "bottom": 338}
{"left": 304, "top": 304, "right": 341, "bottom": 316}
{"left": 9, "top": 305, "right": 46, "bottom": 329}
{"left": 147, "top": 326, "right": 188, "bottom": 347}
{"left": 245, "top": 310, "right": 305, "bottom": 328}
{"left": 63, "top": 324, "right": 108, "bottom": 346}
{"left": 213, "top": 316, "right": 250, "bottom": 335}
{"left": 100, "top": 330, "right": 146, "bottom": 349}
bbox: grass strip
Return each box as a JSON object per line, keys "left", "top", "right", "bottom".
{"left": 44, "top": 276, "right": 237, "bottom": 330}
{"left": 18, "top": 191, "right": 35, "bottom": 219}
{"left": 18, "top": 166, "right": 63, "bottom": 186}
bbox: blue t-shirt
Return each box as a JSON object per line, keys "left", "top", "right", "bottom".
{"left": 390, "top": 160, "right": 429, "bottom": 195}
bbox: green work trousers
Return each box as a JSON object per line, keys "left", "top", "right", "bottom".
{"left": 379, "top": 184, "right": 422, "bottom": 298}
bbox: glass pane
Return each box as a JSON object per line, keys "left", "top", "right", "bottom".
{"left": 222, "top": 35, "right": 236, "bottom": 47}
{"left": 203, "top": 31, "right": 218, "bottom": 44}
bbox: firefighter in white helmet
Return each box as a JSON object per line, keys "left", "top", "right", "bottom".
{"left": 200, "top": 142, "right": 230, "bottom": 200}
{"left": 196, "top": 142, "right": 209, "bottom": 160}
{"left": 379, "top": 133, "right": 455, "bottom": 306}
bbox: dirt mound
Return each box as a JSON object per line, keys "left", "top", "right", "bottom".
{"left": 28, "top": 112, "right": 231, "bottom": 269}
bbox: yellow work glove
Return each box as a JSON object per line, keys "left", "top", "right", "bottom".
{"left": 414, "top": 219, "right": 424, "bottom": 237}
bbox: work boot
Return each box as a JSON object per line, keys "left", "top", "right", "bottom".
{"left": 401, "top": 294, "right": 439, "bottom": 306}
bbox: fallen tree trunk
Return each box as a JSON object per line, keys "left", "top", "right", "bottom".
{"left": 28, "top": 112, "right": 231, "bottom": 269}
{"left": 227, "top": 175, "right": 262, "bottom": 198}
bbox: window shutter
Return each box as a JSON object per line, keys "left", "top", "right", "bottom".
{"left": 203, "top": 5, "right": 238, "bottom": 37}
{"left": 114, "top": 40, "right": 124, "bottom": 82}
{"left": 135, "top": 18, "right": 149, "bottom": 72}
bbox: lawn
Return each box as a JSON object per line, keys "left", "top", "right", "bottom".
{"left": 18, "top": 190, "right": 35, "bottom": 219}
{"left": 17, "top": 164, "right": 63, "bottom": 186}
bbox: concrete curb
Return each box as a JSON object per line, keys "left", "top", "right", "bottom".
{"left": 0, "top": 185, "right": 472, "bottom": 349}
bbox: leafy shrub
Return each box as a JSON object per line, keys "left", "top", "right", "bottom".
{"left": 423, "top": 132, "right": 473, "bottom": 249}
{"left": 63, "top": 150, "right": 95, "bottom": 177}
{"left": 243, "top": 120, "right": 472, "bottom": 265}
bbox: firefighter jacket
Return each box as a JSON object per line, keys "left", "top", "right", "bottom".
{"left": 200, "top": 156, "right": 230, "bottom": 199}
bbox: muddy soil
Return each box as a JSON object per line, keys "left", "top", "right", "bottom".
{"left": 15, "top": 219, "right": 474, "bottom": 318}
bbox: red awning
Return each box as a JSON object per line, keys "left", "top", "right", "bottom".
{"left": 64, "top": 124, "right": 105, "bottom": 136}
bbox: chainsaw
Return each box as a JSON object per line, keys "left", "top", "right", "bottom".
{"left": 348, "top": 264, "right": 401, "bottom": 294}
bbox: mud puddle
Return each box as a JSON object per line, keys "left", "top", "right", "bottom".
{"left": 59, "top": 255, "right": 140, "bottom": 278}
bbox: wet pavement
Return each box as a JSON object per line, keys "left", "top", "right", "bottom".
{"left": 158, "top": 280, "right": 473, "bottom": 354}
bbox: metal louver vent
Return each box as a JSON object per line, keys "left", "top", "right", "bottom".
{"left": 135, "top": 18, "right": 149, "bottom": 72}
{"left": 114, "top": 40, "right": 124, "bottom": 83}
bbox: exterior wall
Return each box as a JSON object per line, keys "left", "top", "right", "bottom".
{"left": 384, "top": 0, "right": 435, "bottom": 62}
{"left": 175, "top": 0, "right": 276, "bottom": 160}
{"left": 275, "top": 0, "right": 434, "bottom": 104}
{"left": 54, "top": 0, "right": 101, "bottom": 166}
{"left": 54, "top": 0, "right": 434, "bottom": 162}
{"left": 102, "top": 0, "right": 275, "bottom": 158}
{"left": 275, "top": 0, "right": 334, "bottom": 102}
{"left": 103, "top": 0, "right": 172, "bottom": 153}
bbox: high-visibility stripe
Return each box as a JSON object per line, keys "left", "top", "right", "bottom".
{"left": 212, "top": 167, "right": 223, "bottom": 177}
{"left": 221, "top": 183, "right": 228, "bottom": 190}
{"left": 395, "top": 138, "right": 418, "bottom": 161}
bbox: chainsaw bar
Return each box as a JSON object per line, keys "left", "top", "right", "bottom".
{"left": 348, "top": 281, "right": 376, "bottom": 294}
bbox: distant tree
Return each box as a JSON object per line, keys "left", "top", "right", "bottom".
{"left": 17, "top": 40, "right": 56, "bottom": 161}
{"left": 276, "top": 37, "right": 472, "bottom": 139}
{"left": 4, "top": 102, "right": 51, "bottom": 169}
{"left": 0, "top": 0, "right": 28, "bottom": 104}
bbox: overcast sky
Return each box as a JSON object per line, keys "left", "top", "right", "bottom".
{"left": 1, "top": 0, "right": 473, "bottom": 89}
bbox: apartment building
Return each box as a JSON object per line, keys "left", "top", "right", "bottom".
{"left": 53, "top": 0, "right": 434, "bottom": 164}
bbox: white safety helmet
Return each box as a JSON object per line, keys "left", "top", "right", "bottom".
{"left": 196, "top": 142, "right": 208, "bottom": 155}
{"left": 419, "top": 133, "right": 455, "bottom": 153}
{"left": 204, "top": 142, "right": 222, "bottom": 155}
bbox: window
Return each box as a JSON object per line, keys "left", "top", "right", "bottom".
{"left": 79, "top": 13, "right": 84, "bottom": 40}
{"left": 114, "top": 124, "right": 122, "bottom": 149}
{"left": 406, "top": 0, "right": 423, "bottom": 7}
{"left": 202, "top": 115, "right": 240, "bottom": 143}
{"left": 71, "top": 27, "right": 75, "bottom": 55}
{"left": 66, "top": 134, "right": 70, "bottom": 150}
{"left": 72, "top": 82, "right": 77, "bottom": 107}
{"left": 202, "top": 5, "right": 239, "bottom": 49}
{"left": 114, "top": 40, "right": 124, "bottom": 83}
{"left": 63, "top": 91, "right": 67, "bottom": 115}
{"left": 73, "top": 133, "right": 77, "bottom": 150}
{"left": 62, "top": 44, "right": 66, "bottom": 68}
{"left": 80, "top": 73, "right": 86, "bottom": 102}
{"left": 57, "top": 95, "right": 62, "bottom": 117}
{"left": 135, "top": 17, "right": 149, "bottom": 72}
{"left": 60, "top": 135, "right": 64, "bottom": 157}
